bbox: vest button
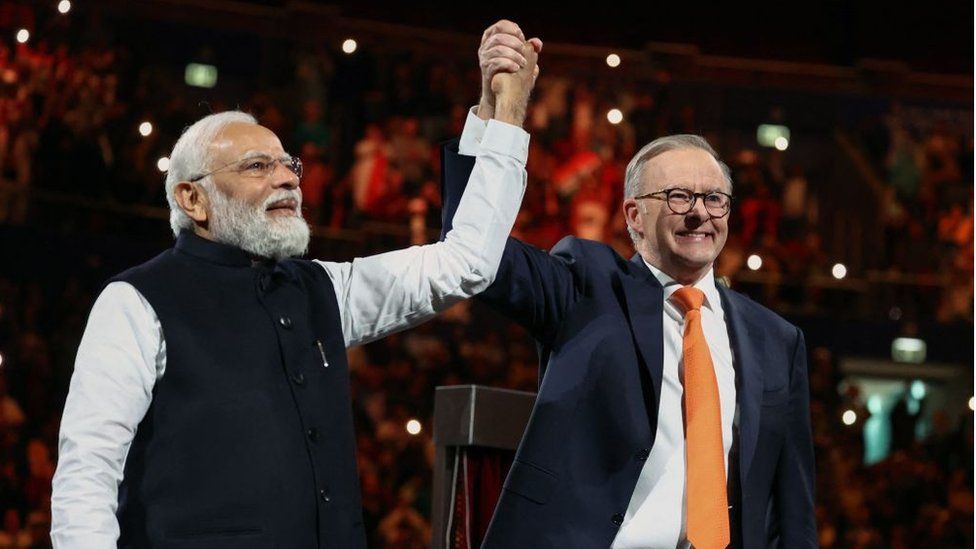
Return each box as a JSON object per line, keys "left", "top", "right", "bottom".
{"left": 636, "top": 448, "right": 650, "bottom": 461}
{"left": 319, "top": 489, "right": 331, "bottom": 503}
{"left": 279, "top": 316, "right": 293, "bottom": 329}
{"left": 611, "top": 513, "right": 624, "bottom": 526}
{"left": 291, "top": 372, "right": 306, "bottom": 385}
{"left": 307, "top": 427, "right": 320, "bottom": 442}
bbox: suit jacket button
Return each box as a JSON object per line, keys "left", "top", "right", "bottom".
{"left": 307, "top": 427, "right": 320, "bottom": 442}
{"left": 279, "top": 316, "right": 293, "bottom": 329}
{"left": 636, "top": 448, "right": 650, "bottom": 461}
{"left": 291, "top": 372, "right": 306, "bottom": 385}
{"left": 319, "top": 489, "right": 331, "bottom": 502}
{"left": 611, "top": 513, "right": 624, "bottom": 526}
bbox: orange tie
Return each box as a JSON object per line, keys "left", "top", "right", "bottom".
{"left": 671, "top": 286, "right": 729, "bottom": 549}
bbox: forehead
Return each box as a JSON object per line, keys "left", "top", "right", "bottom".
{"left": 640, "top": 148, "right": 728, "bottom": 192}
{"left": 209, "top": 122, "right": 284, "bottom": 161}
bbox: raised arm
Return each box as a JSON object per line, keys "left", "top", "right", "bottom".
{"left": 320, "top": 34, "right": 542, "bottom": 348}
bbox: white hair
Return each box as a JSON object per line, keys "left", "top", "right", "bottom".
{"left": 165, "top": 110, "right": 257, "bottom": 237}
{"left": 623, "top": 134, "right": 732, "bottom": 246}
{"left": 207, "top": 186, "right": 309, "bottom": 261}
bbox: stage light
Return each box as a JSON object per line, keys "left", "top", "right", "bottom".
{"left": 58, "top": 0, "right": 72, "bottom": 14}
{"left": 757, "top": 124, "right": 790, "bottom": 149}
{"left": 607, "top": 109, "right": 623, "bottom": 124}
{"left": 138, "top": 122, "right": 153, "bottom": 137}
{"left": 405, "top": 419, "right": 422, "bottom": 435}
{"left": 969, "top": 396, "right": 974, "bottom": 411}
{"left": 606, "top": 53, "right": 621, "bottom": 68}
{"left": 0, "top": 351, "right": 4, "bottom": 369}
{"left": 909, "top": 380, "right": 926, "bottom": 400}
{"left": 342, "top": 39, "right": 357, "bottom": 54}
{"left": 831, "top": 263, "right": 847, "bottom": 280}
{"left": 15, "top": 29, "right": 29, "bottom": 44}
{"left": 185, "top": 63, "right": 218, "bottom": 88}
{"left": 157, "top": 157, "right": 170, "bottom": 172}
{"left": 892, "top": 338, "right": 926, "bottom": 364}
{"left": 747, "top": 254, "right": 762, "bottom": 270}
{"left": 842, "top": 410, "right": 857, "bottom": 426}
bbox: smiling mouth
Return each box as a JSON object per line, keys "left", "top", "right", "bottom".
{"left": 265, "top": 199, "right": 298, "bottom": 214}
{"left": 675, "top": 230, "right": 713, "bottom": 241}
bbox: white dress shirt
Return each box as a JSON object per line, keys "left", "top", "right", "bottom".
{"left": 610, "top": 264, "right": 736, "bottom": 549}
{"left": 50, "top": 115, "right": 529, "bottom": 548}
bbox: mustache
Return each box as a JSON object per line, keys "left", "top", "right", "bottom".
{"left": 261, "top": 189, "right": 302, "bottom": 210}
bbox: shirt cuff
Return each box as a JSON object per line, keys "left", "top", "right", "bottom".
{"left": 480, "top": 119, "right": 530, "bottom": 164}
{"left": 458, "top": 106, "right": 489, "bottom": 157}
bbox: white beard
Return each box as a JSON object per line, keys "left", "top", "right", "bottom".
{"left": 207, "top": 186, "right": 310, "bottom": 261}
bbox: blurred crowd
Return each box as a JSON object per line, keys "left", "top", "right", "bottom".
{"left": 808, "top": 348, "right": 973, "bottom": 547}
{"left": 0, "top": 4, "right": 972, "bottom": 548}
{"left": 859, "top": 104, "right": 974, "bottom": 322}
{"left": 0, "top": 29, "right": 970, "bottom": 322}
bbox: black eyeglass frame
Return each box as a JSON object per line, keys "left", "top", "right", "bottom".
{"left": 633, "top": 187, "right": 733, "bottom": 217}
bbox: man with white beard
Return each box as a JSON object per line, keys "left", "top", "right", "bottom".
{"left": 50, "top": 35, "right": 541, "bottom": 548}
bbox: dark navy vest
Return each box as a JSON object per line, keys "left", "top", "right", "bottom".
{"left": 113, "top": 231, "right": 365, "bottom": 549}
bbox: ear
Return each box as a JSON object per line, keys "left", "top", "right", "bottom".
{"left": 622, "top": 197, "right": 643, "bottom": 239}
{"left": 173, "top": 181, "right": 209, "bottom": 225}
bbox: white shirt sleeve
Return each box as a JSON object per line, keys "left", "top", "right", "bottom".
{"left": 458, "top": 106, "right": 489, "bottom": 156}
{"left": 51, "top": 281, "right": 165, "bottom": 549}
{"left": 318, "top": 118, "right": 528, "bottom": 348}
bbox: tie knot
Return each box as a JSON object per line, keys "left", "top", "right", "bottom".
{"left": 671, "top": 286, "right": 705, "bottom": 314}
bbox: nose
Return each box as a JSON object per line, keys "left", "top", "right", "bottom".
{"left": 270, "top": 161, "right": 299, "bottom": 189}
{"left": 685, "top": 195, "right": 709, "bottom": 220}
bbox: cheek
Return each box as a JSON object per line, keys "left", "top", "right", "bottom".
{"left": 245, "top": 189, "right": 272, "bottom": 209}
{"left": 644, "top": 209, "right": 663, "bottom": 231}
{"left": 713, "top": 218, "right": 729, "bottom": 235}
{"left": 712, "top": 220, "right": 729, "bottom": 248}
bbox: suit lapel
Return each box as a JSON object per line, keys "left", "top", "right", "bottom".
{"left": 718, "top": 285, "right": 763, "bottom": 487}
{"left": 622, "top": 255, "right": 664, "bottom": 415}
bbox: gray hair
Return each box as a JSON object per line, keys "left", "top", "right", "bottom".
{"left": 165, "top": 110, "right": 258, "bottom": 236}
{"left": 623, "top": 134, "right": 732, "bottom": 245}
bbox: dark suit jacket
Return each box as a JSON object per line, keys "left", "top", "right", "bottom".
{"left": 441, "top": 139, "right": 817, "bottom": 548}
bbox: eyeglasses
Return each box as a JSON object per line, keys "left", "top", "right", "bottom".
{"left": 189, "top": 154, "right": 303, "bottom": 182}
{"left": 634, "top": 187, "right": 733, "bottom": 217}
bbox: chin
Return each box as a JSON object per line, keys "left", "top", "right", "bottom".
{"left": 674, "top": 255, "right": 715, "bottom": 274}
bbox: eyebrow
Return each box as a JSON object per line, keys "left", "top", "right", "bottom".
{"left": 663, "top": 185, "right": 730, "bottom": 193}
{"left": 238, "top": 150, "right": 292, "bottom": 161}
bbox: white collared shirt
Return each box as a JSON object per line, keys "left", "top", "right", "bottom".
{"left": 611, "top": 264, "right": 736, "bottom": 549}
{"left": 50, "top": 117, "right": 529, "bottom": 548}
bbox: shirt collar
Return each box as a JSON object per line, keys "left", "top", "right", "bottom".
{"left": 642, "top": 259, "right": 721, "bottom": 312}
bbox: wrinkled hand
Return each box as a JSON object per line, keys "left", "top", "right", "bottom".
{"left": 491, "top": 39, "right": 541, "bottom": 127}
{"left": 477, "top": 19, "right": 542, "bottom": 124}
